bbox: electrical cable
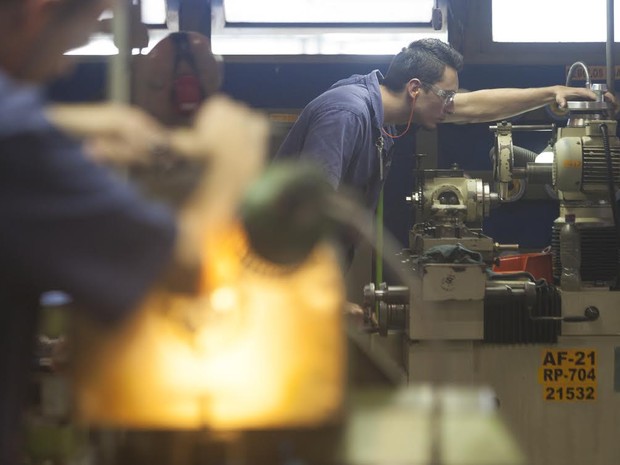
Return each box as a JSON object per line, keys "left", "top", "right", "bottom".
{"left": 381, "top": 97, "right": 416, "bottom": 139}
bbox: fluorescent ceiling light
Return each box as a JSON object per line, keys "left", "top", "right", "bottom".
{"left": 211, "top": 30, "right": 447, "bottom": 55}
{"left": 223, "top": 0, "right": 434, "bottom": 23}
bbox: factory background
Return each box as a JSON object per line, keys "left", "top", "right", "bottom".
{"left": 14, "top": 1, "right": 620, "bottom": 464}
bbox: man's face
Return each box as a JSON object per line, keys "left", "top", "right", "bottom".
{"left": 412, "top": 67, "right": 459, "bottom": 131}
{"left": 21, "top": 0, "right": 111, "bottom": 82}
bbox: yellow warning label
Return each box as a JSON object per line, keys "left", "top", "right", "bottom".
{"left": 538, "top": 349, "right": 597, "bottom": 402}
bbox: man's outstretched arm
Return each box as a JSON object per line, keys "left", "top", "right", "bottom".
{"left": 445, "top": 85, "right": 608, "bottom": 124}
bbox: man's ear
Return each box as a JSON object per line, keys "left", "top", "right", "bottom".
{"left": 407, "top": 78, "right": 422, "bottom": 98}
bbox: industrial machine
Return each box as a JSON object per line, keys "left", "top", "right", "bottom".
{"left": 364, "top": 62, "right": 620, "bottom": 465}
{"left": 26, "top": 164, "right": 526, "bottom": 465}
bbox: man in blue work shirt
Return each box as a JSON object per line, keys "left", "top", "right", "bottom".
{"left": 276, "top": 38, "right": 602, "bottom": 212}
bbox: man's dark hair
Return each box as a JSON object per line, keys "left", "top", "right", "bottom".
{"left": 383, "top": 38, "right": 464, "bottom": 92}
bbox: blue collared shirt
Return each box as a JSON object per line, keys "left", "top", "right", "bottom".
{"left": 275, "top": 70, "right": 394, "bottom": 210}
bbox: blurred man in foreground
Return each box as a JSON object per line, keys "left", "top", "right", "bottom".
{"left": 0, "top": 0, "right": 267, "bottom": 462}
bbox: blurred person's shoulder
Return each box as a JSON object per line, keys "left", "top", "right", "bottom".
{"left": 0, "top": 69, "right": 49, "bottom": 139}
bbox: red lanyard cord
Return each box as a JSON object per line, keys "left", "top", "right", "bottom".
{"left": 381, "top": 98, "right": 415, "bottom": 139}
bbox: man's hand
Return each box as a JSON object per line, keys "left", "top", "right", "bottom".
{"left": 47, "top": 103, "right": 170, "bottom": 165}
{"left": 344, "top": 301, "right": 366, "bottom": 329}
{"left": 174, "top": 95, "right": 268, "bottom": 186}
{"left": 554, "top": 85, "right": 617, "bottom": 109}
{"left": 170, "top": 96, "right": 270, "bottom": 267}
{"left": 604, "top": 91, "right": 619, "bottom": 116}
{"left": 50, "top": 97, "right": 270, "bottom": 269}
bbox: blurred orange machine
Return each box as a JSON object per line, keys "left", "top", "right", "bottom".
{"left": 72, "top": 222, "right": 346, "bottom": 430}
